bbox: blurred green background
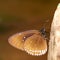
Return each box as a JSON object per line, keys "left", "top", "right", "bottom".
{"left": 0, "top": 0, "right": 60, "bottom": 60}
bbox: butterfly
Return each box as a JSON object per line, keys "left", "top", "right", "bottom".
{"left": 8, "top": 28, "right": 47, "bottom": 56}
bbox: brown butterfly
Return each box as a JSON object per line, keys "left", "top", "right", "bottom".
{"left": 8, "top": 28, "right": 47, "bottom": 56}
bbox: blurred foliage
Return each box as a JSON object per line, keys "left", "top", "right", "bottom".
{"left": 0, "top": 14, "right": 28, "bottom": 34}
{"left": 0, "top": 14, "right": 26, "bottom": 23}
{"left": 0, "top": 24, "right": 11, "bottom": 34}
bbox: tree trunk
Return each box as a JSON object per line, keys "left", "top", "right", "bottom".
{"left": 48, "top": 3, "right": 60, "bottom": 60}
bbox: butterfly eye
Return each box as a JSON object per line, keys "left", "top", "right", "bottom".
{"left": 8, "top": 30, "right": 47, "bottom": 56}
{"left": 40, "top": 28, "right": 46, "bottom": 37}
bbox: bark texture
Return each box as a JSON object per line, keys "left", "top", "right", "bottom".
{"left": 48, "top": 3, "right": 60, "bottom": 60}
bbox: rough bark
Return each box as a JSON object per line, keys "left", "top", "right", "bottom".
{"left": 48, "top": 3, "right": 60, "bottom": 60}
